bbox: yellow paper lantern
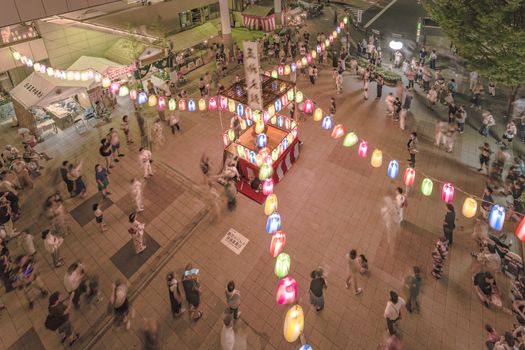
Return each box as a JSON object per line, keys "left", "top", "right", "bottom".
{"left": 67, "top": 71, "right": 75, "bottom": 81}
{"left": 198, "top": 98, "right": 206, "bottom": 111}
{"left": 311, "top": 50, "right": 317, "bottom": 59}
{"left": 267, "top": 105, "right": 275, "bottom": 117}
{"left": 462, "top": 197, "right": 478, "bottom": 218}
{"left": 255, "top": 120, "right": 265, "bottom": 134}
{"left": 228, "top": 99, "right": 236, "bottom": 113}
{"left": 148, "top": 95, "right": 157, "bottom": 107}
{"left": 283, "top": 304, "right": 304, "bottom": 343}
{"left": 287, "top": 133, "right": 294, "bottom": 145}
{"left": 240, "top": 119, "right": 247, "bottom": 130}
{"left": 313, "top": 108, "right": 323, "bottom": 121}
{"left": 371, "top": 149, "right": 382, "bottom": 168}
{"left": 265, "top": 194, "right": 278, "bottom": 215}
{"left": 284, "top": 65, "right": 291, "bottom": 75}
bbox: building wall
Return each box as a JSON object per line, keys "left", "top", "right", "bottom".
{"left": 0, "top": 0, "right": 121, "bottom": 28}
{"left": 36, "top": 21, "right": 121, "bottom": 69}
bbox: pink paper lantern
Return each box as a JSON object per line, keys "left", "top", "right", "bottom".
{"left": 157, "top": 96, "right": 166, "bottom": 110}
{"left": 358, "top": 140, "right": 368, "bottom": 158}
{"left": 220, "top": 96, "right": 228, "bottom": 110}
{"left": 304, "top": 100, "right": 314, "bottom": 113}
{"left": 208, "top": 97, "right": 217, "bottom": 110}
{"left": 263, "top": 179, "right": 274, "bottom": 195}
{"left": 441, "top": 183, "right": 455, "bottom": 204}
{"left": 276, "top": 277, "right": 297, "bottom": 305}
{"left": 278, "top": 66, "right": 284, "bottom": 75}
{"left": 306, "top": 54, "right": 312, "bottom": 63}
{"left": 331, "top": 124, "right": 345, "bottom": 139}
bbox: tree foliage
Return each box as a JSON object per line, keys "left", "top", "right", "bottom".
{"left": 422, "top": 0, "right": 525, "bottom": 86}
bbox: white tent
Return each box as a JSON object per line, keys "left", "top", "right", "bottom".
{"left": 68, "top": 56, "right": 124, "bottom": 89}
{"left": 9, "top": 72, "right": 91, "bottom": 109}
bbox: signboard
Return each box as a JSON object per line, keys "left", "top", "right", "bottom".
{"left": 106, "top": 63, "right": 137, "bottom": 79}
{"left": 242, "top": 41, "right": 263, "bottom": 111}
{"left": 221, "top": 228, "right": 249, "bottom": 255}
{"left": 357, "top": 9, "right": 363, "bottom": 23}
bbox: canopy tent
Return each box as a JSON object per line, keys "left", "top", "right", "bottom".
{"left": 165, "top": 22, "right": 219, "bottom": 53}
{"left": 105, "top": 38, "right": 148, "bottom": 65}
{"left": 10, "top": 72, "right": 91, "bottom": 109}
{"left": 67, "top": 56, "right": 124, "bottom": 89}
{"left": 242, "top": 5, "right": 276, "bottom": 32}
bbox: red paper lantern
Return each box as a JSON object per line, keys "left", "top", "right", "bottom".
{"left": 404, "top": 167, "right": 416, "bottom": 187}
{"left": 331, "top": 124, "right": 345, "bottom": 139}
{"left": 296, "top": 60, "right": 302, "bottom": 69}
{"left": 129, "top": 90, "right": 138, "bottom": 100}
{"left": 208, "top": 97, "right": 217, "bottom": 110}
{"left": 304, "top": 100, "right": 314, "bottom": 113}
{"left": 329, "top": 35, "right": 334, "bottom": 43}
{"left": 441, "top": 183, "right": 455, "bottom": 204}
{"left": 178, "top": 99, "right": 186, "bottom": 111}
{"left": 339, "top": 22, "right": 345, "bottom": 29}
{"left": 245, "top": 107, "right": 252, "bottom": 120}
{"left": 516, "top": 217, "right": 525, "bottom": 241}
{"left": 358, "top": 140, "right": 368, "bottom": 158}
{"left": 270, "top": 231, "right": 286, "bottom": 257}
{"left": 276, "top": 277, "right": 297, "bottom": 305}
{"left": 157, "top": 96, "right": 166, "bottom": 110}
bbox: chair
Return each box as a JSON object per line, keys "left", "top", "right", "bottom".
{"left": 83, "top": 107, "right": 97, "bottom": 127}
{"left": 74, "top": 118, "right": 88, "bottom": 134}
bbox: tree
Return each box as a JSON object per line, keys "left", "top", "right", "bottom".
{"left": 422, "top": 0, "right": 525, "bottom": 113}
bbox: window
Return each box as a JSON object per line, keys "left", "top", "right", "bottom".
{"left": 180, "top": 11, "right": 191, "bottom": 28}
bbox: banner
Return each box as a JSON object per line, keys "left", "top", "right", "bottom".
{"left": 242, "top": 41, "right": 263, "bottom": 111}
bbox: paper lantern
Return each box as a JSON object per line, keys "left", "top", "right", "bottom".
{"left": 263, "top": 179, "right": 274, "bottom": 196}
{"left": 138, "top": 92, "right": 147, "bottom": 105}
{"left": 284, "top": 65, "right": 291, "bottom": 75}
{"left": 116, "top": 85, "right": 128, "bottom": 97}
{"left": 313, "top": 108, "right": 323, "bottom": 121}
{"left": 94, "top": 73, "right": 102, "bottom": 82}
{"left": 292, "top": 128, "right": 298, "bottom": 139}
{"left": 277, "top": 277, "right": 297, "bottom": 305}
{"left": 277, "top": 116, "right": 284, "bottom": 128}
{"left": 87, "top": 70, "right": 94, "bottom": 80}
{"left": 321, "top": 42, "right": 326, "bottom": 51}
{"left": 296, "top": 59, "right": 302, "bottom": 69}
{"left": 268, "top": 105, "right": 275, "bottom": 117}
{"left": 462, "top": 197, "right": 477, "bottom": 219}
{"left": 46, "top": 67, "right": 54, "bottom": 77}
{"left": 208, "top": 97, "right": 217, "bottom": 110}
{"left": 332, "top": 30, "right": 338, "bottom": 38}
{"left": 291, "top": 63, "right": 297, "bottom": 72}
{"left": 336, "top": 26, "right": 341, "bottom": 34}
{"left": 339, "top": 21, "right": 345, "bottom": 28}
{"left": 381, "top": 161, "right": 396, "bottom": 180}
{"left": 110, "top": 82, "right": 120, "bottom": 94}
{"left": 275, "top": 253, "right": 291, "bottom": 278}
{"left": 257, "top": 133, "right": 267, "bottom": 148}
{"left": 266, "top": 212, "right": 281, "bottom": 234}
{"left": 259, "top": 163, "right": 273, "bottom": 180}
{"left": 275, "top": 100, "right": 282, "bottom": 112}
{"left": 322, "top": 116, "right": 333, "bottom": 130}
{"left": 148, "top": 95, "right": 157, "bottom": 107}
{"left": 198, "top": 98, "right": 207, "bottom": 111}
{"left": 299, "top": 344, "right": 313, "bottom": 350}
{"left": 240, "top": 119, "right": 247, "bottom": 130}
{"left": 236, "top": 145, "right": 245, "bottom": 158}
{"left": 316, "top": 45, "right": 321, "bottom": 53}
{"left": 222, "top": 134, "right": 229, "bottom": 147}
{"left": 26, "top": 59, "right": 34, "bottom": 67}
{"left": 283, "top": 304, "right": 303, "bottom": 342}
{"left": 489, "top": 205, "right": 505, "bottom": 231}
{"left": 220, "top": 96, "right": 228, "bottom": 110}
{"left": 421, "top": 178, "right": 433, "bottom": 196}
{"left": 246, "top": 118, "right": 253, "bottom": 126}
{"left": 12, "top": 51, "right": 21, "bottom": 60}
{"left": 178, "top": 99, "right": 187, "bottom": 111}
{"left": 228, "top": 129, "right": 235, "bottom": 141}
{"left": 74, "top": 71, "right": 81, "bottom": 81}
{"left": 156, "top": 96, "right": 166, "bottom": 110}
{"left": 306, "top": 53, "right": 312, "bottom": 63}
{"left": 404, "top": 168, "right": 416, "bottom": 187}
{"left": 129, "top": 89, "right": 138, "bottom": 100}
{"left": 228, "top": 99, "right": 235, "bottom": 113}
{"left": 516, "top": 217, "right": 525, "bottom": 241}
{"left": 256, "top": 154, "right": 264, "bottom": 167}
{"left": 245, "top": 107, "right": 252, "bottom": 120}
{"left": 269, "top": 231, "right": 285, "bottom": 257}
{"left": 168, "top": 98, "right": 176, "bottom": 110}
{"left": 441, "top": 183, "right": 454, "bottom": 204}
{"left": 340, "top": 133, "right": 357, "bottom": 148}
{"left": 265, "top": 194, "right": 278, "bottom": 215}
{"left": 33, "top": 63, "right": 41, "bottom": 72}
{"left": 271, "top": 70, "right": 278, "bottom": 78}
{"left": 329, "top": 35, "right": 334, "bottom": 43}
{"left": 371, "top": 149, "right": 382, "bottom": 167}
{"left": 263, "top": 111, "right": 271, "bottom": 124}
{"left": 281, "top": 94, "right": 288, "bottom": 106}
{"left": 332, "top": 123, "right": 346, "bottom": 137}
{"left": 304, "top": 100, "right": 314, "bottom": 113}
{"left": 249, "top": 151, "right": 256, "bottom": 164}
{"left": 343, "top": 16, "right": 348, "bottom": 24}
{"left": 311, "top": 50, "right": 317, "bottom": 59}
{"left": 188, "top": 99, "right": 196, "bottom": 111}
{"left": 358, "top": 141, "right": 368, "bottom": 158}
{"left": 278, "top": 66, "right": 284, "bottom": 75}
{"left": 325, "top": 38, "right": 330, "bottom": 47}
{"left": 53, "top": 69, "right": 61, "bottom": 78}
{"left": 301, "top": 57, "right": 307, "bottom": 66}
{"left": 272, "top": 149, "right": 279, "bottom": 161}
{"left": 282, "top": 137, "right": 289, "bottom": 150}
{"left": 255, "top": 120, "right": 265, "bottom": 134}
{"left": 80, "top": 71, "right": 89, "bottom": 81}
{"left": 287, "top": 133, "right": 294, "bottom": 145}
{"left": 102, "top": 77, "right": 111, "bottom": 88}
{"left": 295, "top": 91, "right": 303, "bottom": 103}
{"left": 259, "top": 147, "right": 270, "bottom": 159}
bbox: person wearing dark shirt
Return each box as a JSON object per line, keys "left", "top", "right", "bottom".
{"left": 46, "top": 292, "right": 79, "bottom": 345}
{"left": 182, "top": 265, "right": 202, "bottom": 321}
{"left": 309, "top": 269, "right": 327, "bottom": 312}
{"left": 474, "top": 272, "right": 502, "bottom": 309}
{"left": 443, "top": 204, "right": 456, "bottom": 245}
{"left": 481, "top": 187, "right": 494, "bottom": 218}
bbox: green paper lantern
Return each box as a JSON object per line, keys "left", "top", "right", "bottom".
{"left": 343, "top": 16, "right": 348, "bottom": 24}
{"left": 272, "top": 148, "right": 279, "bottom": 161}
{"left": 118, "top": 86, "right": 129, "bottom": 97}
{"left": 259, "top": 164, "right": 273, "bottom": 180}
{"left": 301, "top": 57, "right": 307, "bottom": 66}
{"left": 237, "top": 145, "right": 245, "bottom": 158}
{"left": 228, "top": 129, "right": 235, "bottom": 141}
{"left": 295, "top": 91, "right": 303, "bottom": 103}
{"left": 343, "top": 132, "right": 358, "bottom": 147}
{"left": 275, "top": 253, "right": 291, "bottom": 278}
{"left": 421, "top": 178, "right": 433, "bottom": 196}
{"left": 271, "top": 70, "right": 278, "bottom": 78}
{"left": 287, "top": 89, "right": 294, "bottom": 101}
{"left": 168, "top": 98, "right": 176, "bottom": 111}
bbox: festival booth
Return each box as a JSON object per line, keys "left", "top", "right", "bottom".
{"left": 242, "top": 5, "right": 277, "bottom": 32}
{"left": 220, "top": 75, "right": 300, "bottom": 203}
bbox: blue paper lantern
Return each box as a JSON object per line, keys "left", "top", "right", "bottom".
{"left": 387, "top": 160, "right": 399, "bottom": 179}
{"left": 246, "top": 118, "right": 253, "bottom": 126}
{"left": 336, "top": 26, "right": 341, "bottom": 34}
{"left": 137, "top": 92, "right": 147, "bottom": 105}
{"left": 282, "top": 137, "right": 289, "bottom": 150}
{"left": 299, "top": 345, "right": 313, "bottom": 350}
{"left": 249, "top": 151, "right": 256, "bottom": 164}
{"left": 257, "top": 134, "right": 267, "bottom": 148}
{"left": 277, "top": 116, "right": 284, "bottom": 128}
{"left": 266, "top": 212, "right": 281, "bottom": 234}
{"left": 188, "top": 99, "right": 196, "bottom": 111}
{"left": 275, "top": 99, "right": 282, "bottom": 112}
{"left": 489, "top": 205, "right": 505, "bottom": 231}
{"left": 316, "top": 45, "right": 321, "bottom": 53}
{"left": 236, "top": 103, "right": 244, "bottom": 116}
{"left": 322, "top": 116, "right": 333, "bottom": 130}
{"left": 291, "top": 63, "right": 297, "bottom": 72}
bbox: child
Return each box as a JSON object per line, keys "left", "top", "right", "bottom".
{"left": 358, "top": 254, "right": 369, "bottom": 274}
{"left": 121, "top": 115, "right": 132, "bottom": 144}
{"left": 92, "top": 202, "right": 107, "bottom": 233}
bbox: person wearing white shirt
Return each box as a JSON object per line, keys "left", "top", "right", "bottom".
{"left": 131, "top": 178, "right": 144, "bottom": 212}
{"left": 384, "top": 291, "right": 406, "bottom": 335}
{"left": 138, "top": 148, "right": 153, "bottom": 179}
{"left": 42, "top": 229, "right": 64, "bottom": 267}
{"left": 63, "top": 262, "right": 86, "bottom": 308}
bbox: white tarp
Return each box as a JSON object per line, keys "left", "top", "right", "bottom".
{"left": 10, "top": 72, "right": 90, "bottom": 109}
{"left": 68, "top": 56, "right": 124, "bottom": 86}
